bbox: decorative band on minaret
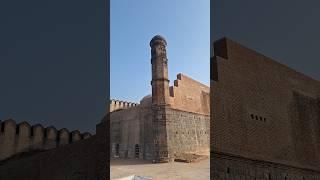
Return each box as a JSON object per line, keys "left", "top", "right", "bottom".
{"left": 150, "top": 35, "right": 170, "bottom": 106}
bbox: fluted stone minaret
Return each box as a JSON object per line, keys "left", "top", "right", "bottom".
{"left": 149, "top": 35, "right": 171, "bottom": 162}
{"left": 150, "top": 35, "right": 170, "bottom": 106}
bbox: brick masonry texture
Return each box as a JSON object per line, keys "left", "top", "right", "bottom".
{"left": 211, "top": 37, "right": 320, "bottom": 178}
{"left": 169, "top": 73, "right": 210, "bottom": 115}
{"left": 212, "top": 152, "right": 320, "bottom": 179}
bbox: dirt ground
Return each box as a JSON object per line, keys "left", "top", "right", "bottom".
{"left": 110, "top": 158, "right": 210, "bottom": 180}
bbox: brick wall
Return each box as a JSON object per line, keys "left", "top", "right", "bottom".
{"left": 169, "top": 73, "right": 210, "bottom": 115}
{"left": 211, "top": 38, "right": 320, "bottom": 175}
{"left": 212, "top": 152, "right": 320, "bottom": 179}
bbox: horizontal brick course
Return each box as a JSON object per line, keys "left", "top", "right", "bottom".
{"left": 211, "top": 37, "right": 320, "bottom": 177}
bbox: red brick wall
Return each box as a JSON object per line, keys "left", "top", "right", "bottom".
{"left": 211, "top": 38, "right": 320, "bottom": 171}
{"left": 169, "top": 73, "right": 210, "bottom": 115}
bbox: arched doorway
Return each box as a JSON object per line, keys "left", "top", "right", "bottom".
{"left": 115, "top": 144, "right": 120, "bottom": 156}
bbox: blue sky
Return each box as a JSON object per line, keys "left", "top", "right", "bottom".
{"left": 111, "top": 0, "right": 210, "bottom": 103}
{"left": 0, "top": 0, "right": 106, "bottom": 133}
{"left": 213, "top": 0, "right": 320, "bottom": 81}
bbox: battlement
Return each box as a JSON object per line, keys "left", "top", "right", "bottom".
{"left": 170, "top": 73, "right": 210, "bottom": 96}
{"left": 110, "top": 99, "right": 139, "bottom": 112}
{"left": 168, "top": 73, "right": 210, "bottom": 115}
{"left": 0, "top": 119, "right": 92, "bottom": 161}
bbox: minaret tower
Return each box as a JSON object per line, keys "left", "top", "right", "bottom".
{"left": 150, "top": 35, "right": 170, "bottom": 106}
{"left": 149, "top": 35, "right": 171, "bottom": 162}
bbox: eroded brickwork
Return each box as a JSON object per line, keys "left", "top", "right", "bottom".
{"left": 212, "top": 152, "right": 320, "bottom": 179}
{"left": 211, "top": 37, "right": 320, "bottom": 178}
{"left": 169, "top": 73, "right": 210, "bottom": 115}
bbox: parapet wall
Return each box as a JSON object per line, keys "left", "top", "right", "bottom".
{"left": 169, "top": 73, "right": 210, "bottom": 115}
{"left": 0, "top": 119, "right": 92, "bottom": 161}
{"left": 110, "top": 99, "right": 139, "bottom": 112}
{"left": 0, "top": 119, "right": 107, "bottom": 180}
{"left": 211, "top": 37, "right": 320, "bottom": 172}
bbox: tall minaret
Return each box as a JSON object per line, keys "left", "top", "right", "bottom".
{"left": 150, "top": 35, "right": 170, "bottom": 106}
{"left": 149, "top": 35, "right": 171, "bottom": 162}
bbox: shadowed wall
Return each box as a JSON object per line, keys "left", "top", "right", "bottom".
{"left": 211, "top": 38, "right": 320, "bottom": 178}
{"left": 0, "top": 119, "right": 91, "bottom": 161}
{"left": 0, "top": 120, "right": 106, "bottom": 180}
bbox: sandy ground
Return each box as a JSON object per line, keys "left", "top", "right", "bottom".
{"left": 110, "top": 158, "right": 210, "bottom": 180}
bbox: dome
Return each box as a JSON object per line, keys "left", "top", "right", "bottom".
{"left": 140, "top": 94, "right": 152, "bottom": 106}
{"left": 141, "top": 94, "right": 151, "bottom": 101}
{"left": 150, "top": 35, "right": 167, "bottom": 47}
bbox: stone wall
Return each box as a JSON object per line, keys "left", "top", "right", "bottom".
{"left": 110, "top": 102, "right": 210, "bottom": 161}
{"left": 211, "top": 38, "right": 320, "bottom": 175}
{"left": 212, "top": 152, "right": 320, "bottom": 179}
{"left": 166, "top": 108, "right": 210, "bottom": 156}
{"left": 0, "top": 119, "right": 91, "bottom": 161}
{"left": 110, "top": 105, "right": 154, "bottom": 160}
{"left": 0, "top": 120, "right": 107, "bottom": 180}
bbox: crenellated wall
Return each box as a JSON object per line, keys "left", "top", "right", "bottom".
{"left": 169, "top": 73, "right": 210, "bottom": 115}
{"left": 0, "top": 119, "right": 92, "bottom": 161}
{"left": 109, "top": 99, "right": 139, "bottom": 112}
{"left": 0, "top": 118, "right": 107, "bottom": 180}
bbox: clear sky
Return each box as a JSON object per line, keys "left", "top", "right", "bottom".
{"left": 213, "top": 0, "right": 320, "bottom": 81}
{"left": 111, "top": 0, "right": 210, "bottom": 103}
{"left": 0, "top": 0, "right": 107, "bottom": 133}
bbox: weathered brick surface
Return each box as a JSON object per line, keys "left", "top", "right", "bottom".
{"left": 212, "top": 152, "right": 320, "bottom": 179}
{"left": 211, "top": 38, "right": 320, "bottom": 177}
{"left": 169, "top": 73, "right": 210, "bottom": 115}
